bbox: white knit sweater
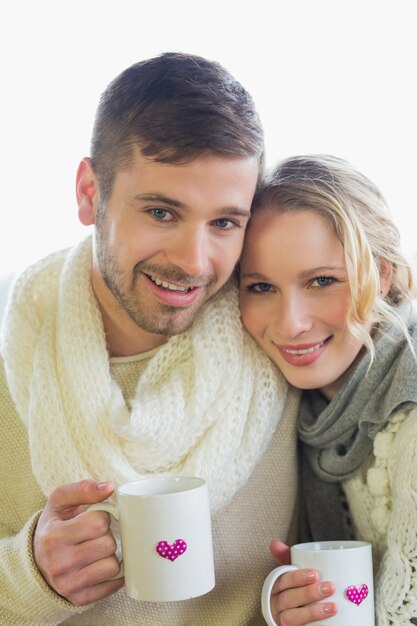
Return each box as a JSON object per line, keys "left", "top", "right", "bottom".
{"left": 0, "top": 238, "right": 300, "bottom": 625}
{"left": 1, "top": 238, "right": 288, "bottom": 512}
{"left": 0, "top": 355, "right": 300, "bottom": 625}
{"left": 343, "top": 406, "right": 417, "bottom": 625}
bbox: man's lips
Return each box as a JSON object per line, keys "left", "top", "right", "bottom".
{"left": 146, "top": 273, "right": 194, "bottom": 293}
{"left": 274, "top": 337, "right": 331, "bottom": 366}
{"left": 144, "top": 272, "right": 205, "bottom": 307}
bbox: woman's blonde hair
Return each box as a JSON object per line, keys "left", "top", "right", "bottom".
{"left": 252, "top": 154, "right": 416, "bottom": 361}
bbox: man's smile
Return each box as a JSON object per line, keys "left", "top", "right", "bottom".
{"left": 146, "top": 273, "right": 194, "bottom": 293}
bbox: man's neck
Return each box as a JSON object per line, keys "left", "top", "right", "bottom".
{"left": 101, "top": 305, "right": 167, "bottom": 356}
{"left": 92, "top": 282, "right": 168, "bottom": 357}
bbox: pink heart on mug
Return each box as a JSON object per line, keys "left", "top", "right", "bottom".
{"left": 156, "top": 539, "right": 187, "bottom": 561}
{"left": 345, "top": 583, "right": 369, "bottom": 605}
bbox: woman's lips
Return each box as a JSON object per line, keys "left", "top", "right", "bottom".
{"left": 275, "top": 338, "right": 331, "bottom": 366}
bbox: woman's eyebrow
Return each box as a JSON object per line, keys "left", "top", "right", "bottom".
{"left": 298, "top": 265, "right": 346, "bottom": 279}
{"left": 240, "top": 271, "right": 269, "bottom": 281}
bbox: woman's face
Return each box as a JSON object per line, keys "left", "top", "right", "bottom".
{"left": 239, "top": 208, "right": 368, "bottom": 399}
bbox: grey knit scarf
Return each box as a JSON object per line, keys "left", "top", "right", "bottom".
{"left": 298, "top": 302, "right": 417, "bottom": 541}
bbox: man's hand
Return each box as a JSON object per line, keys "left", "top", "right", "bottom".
{"left": 268, "top": 540, "right": 337, "bottom": 626}
{"left": 33, "top": 479, "right": 124, "bottom": 606}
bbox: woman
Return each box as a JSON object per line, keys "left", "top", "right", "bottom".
{"left": 239, "top": 154, "right": 417, "bottom": 625}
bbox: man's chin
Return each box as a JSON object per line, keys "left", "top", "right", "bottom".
{"left": 130, "top": 309, "right": 200, "bottom": 338}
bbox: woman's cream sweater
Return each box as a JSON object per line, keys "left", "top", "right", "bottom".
{"left": 344, "top": 407, "right": 417, "bottom": 625}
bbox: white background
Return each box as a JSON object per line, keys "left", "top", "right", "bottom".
{"left": 1, "top": 0, "right": 416, "bottom": 287}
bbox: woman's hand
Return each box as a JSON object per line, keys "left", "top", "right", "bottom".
{"left": 268, "top": 540, "right": 337, "bottom": 625}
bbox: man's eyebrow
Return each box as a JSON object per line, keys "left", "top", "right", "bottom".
{"left": 133, "top": 193, "right": 251, "bottom": 216}
{"left": 226, "top": 208, "right": 252, "bottom": 217}
{"left": 133, "top": 193, "right": 185, "bottom": 208}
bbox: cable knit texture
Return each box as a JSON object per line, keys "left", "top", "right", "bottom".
{"left": 1, "top": 236, "right": 287, "bottom": 512}
{"left": 0, "top": 353, "right": 300, "bottom": 625}
{"left": 343, "top": 407, "right": 417, "bottom": 625}
{"left": 0, "top": 237, "right": 300, "bottom": 625}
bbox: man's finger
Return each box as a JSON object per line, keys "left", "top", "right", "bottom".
{"left": 48, "top": 479, "right": 115, "bottom": 513}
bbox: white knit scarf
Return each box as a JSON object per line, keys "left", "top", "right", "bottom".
{"left": 1, "top": 237, "right": 286, "bottom": 513}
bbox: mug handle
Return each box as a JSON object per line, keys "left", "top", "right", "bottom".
{"left": 261, "top": 565, "right": 299, "bottom": 626}
{"left": 87, "top": 502, "right": 124, "bottom": 580}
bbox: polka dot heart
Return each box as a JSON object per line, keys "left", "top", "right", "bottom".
{"left": 345, "top": 583, "right": 369, "bottom": 605}
{"left": 156, "top": 539, "right": 187, "bottom": 561}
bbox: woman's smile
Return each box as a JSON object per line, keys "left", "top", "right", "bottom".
{"left": 275, "top": 337, "right": 331, "bottom": 366}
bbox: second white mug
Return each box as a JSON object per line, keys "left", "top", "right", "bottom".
{"left": 261, "top": 540, "right": 374, "bottom": 626}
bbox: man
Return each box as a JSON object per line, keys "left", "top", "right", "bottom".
{"left": 0, "top": 52, "right": 299, "bottom": 625}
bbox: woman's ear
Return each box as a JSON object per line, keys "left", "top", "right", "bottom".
{"left": 379, "top": 257, "right": 393, "bottom": 297}
{"left": 76, "top": 157, "right": 99, "bottom": 226}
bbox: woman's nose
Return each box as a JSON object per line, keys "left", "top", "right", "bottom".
{"left": 275, "top": 293, "right": 314, "bottom": 339}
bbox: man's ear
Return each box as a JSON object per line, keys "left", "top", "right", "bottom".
{"left": 379, "top": 257, "right": 393, "bottom": 297}
{"left": 76, "top": 157, "right": 99, "bottom": 226}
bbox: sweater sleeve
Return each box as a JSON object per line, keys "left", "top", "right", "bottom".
{"left": 0, "top": 512, "right": 84, "bottom": 625}
{"left": 375, "top": 408, "right": 417, "bottom": 625}
{"left": 0, "top": 353, "right": 85, "bottom": 625}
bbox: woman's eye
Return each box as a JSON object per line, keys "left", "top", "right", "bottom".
{"left": 251, "top": 282, "right": 272, "bottom": 293}
{"left": 312, "top": 276, "right": 335, "bottom": 287}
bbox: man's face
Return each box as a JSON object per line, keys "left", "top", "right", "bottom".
{"left": 90, "top": 150, "right": 259, "bottom": 350}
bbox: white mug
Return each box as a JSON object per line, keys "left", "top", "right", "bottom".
{"left": 261, "top": 540, "right": 374, "bottom": 626}
{"left": 90, "top": 475, "right": 215, "bottom": 602}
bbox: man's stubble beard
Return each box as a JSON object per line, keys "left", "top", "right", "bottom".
{"left": 94, "top": 217, "right": 214, "bottom": 337}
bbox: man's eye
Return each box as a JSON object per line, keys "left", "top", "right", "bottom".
{"left": 213, "top": 218, "right": 235, "bottom": 229}
{"left": 151, "top": 208, "right": 172, "bottom": 221}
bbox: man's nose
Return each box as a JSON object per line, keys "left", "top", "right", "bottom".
{"left": 166, "top": 226, "right": 210, "bottom": 277}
